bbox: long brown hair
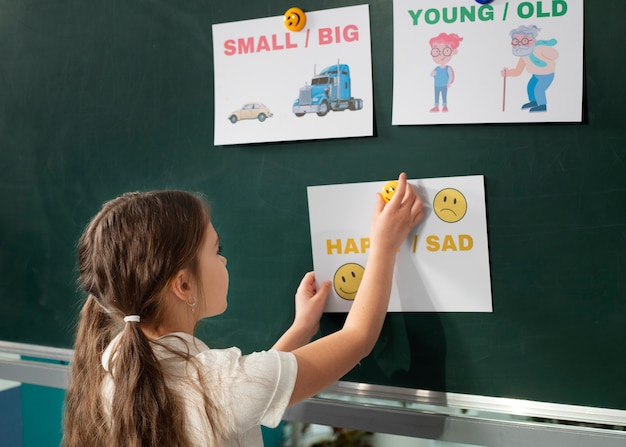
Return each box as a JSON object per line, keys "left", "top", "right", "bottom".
{"left": 63, "top": 191, "right": 222, "bottom": 446}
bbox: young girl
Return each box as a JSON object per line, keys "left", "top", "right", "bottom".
{"left": 62, "top": 173, "right": 424, "bottom": 447}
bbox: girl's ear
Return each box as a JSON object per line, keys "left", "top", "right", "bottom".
{"left": 169, "top": 269, "right": 193, "bottom": 303}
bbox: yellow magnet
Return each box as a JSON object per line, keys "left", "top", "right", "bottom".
{"left": 381, "top": 180, "right": 398, "bottom": 203}
{"left": 284, "top": 7, "right": 306, "bottom": 32}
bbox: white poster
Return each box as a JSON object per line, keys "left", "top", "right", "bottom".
{"left": 392, "top": 0, "right": 584, "bottom": 125}
{"left": 308, "top": 175, "right": 492, "bottom": 312}
{"left": 212, "top": 5, "right": 373, "bottom": 145}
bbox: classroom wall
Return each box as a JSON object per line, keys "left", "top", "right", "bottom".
{"left": 21, "top": 385, "right": 64, "bottom": 447}
{"left": 0, "top": 383, "right": 64, "bottom": 447}
{"left": 0, "top": 383, "right": 22, "bottom": 447}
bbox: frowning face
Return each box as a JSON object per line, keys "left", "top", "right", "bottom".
{"left": 433, "top": 188, "right": 467, "bottom": 223}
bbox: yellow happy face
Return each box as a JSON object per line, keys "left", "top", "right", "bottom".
{"left": 284, "top": 7, "right": 306, "bottom": 32}
{"left": 333, "top": 263, "right": 365, "bottom": 301}
{"left": 433, "top": 188, "right": 467, "bottom": 223}
{"left": 381, "top": 180, "right": 398, "bottom": 203}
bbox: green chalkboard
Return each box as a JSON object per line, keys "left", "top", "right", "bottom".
{"left": 1, "top": 0, "right": 625, "bottom": 411}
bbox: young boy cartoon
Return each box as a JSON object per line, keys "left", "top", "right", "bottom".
{"left": 429, "top": 32, "right": 463, "bottom": 112}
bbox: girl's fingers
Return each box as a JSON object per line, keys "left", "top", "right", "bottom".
{"left": 392, "top": 173, "right": 408, "bottom": 205}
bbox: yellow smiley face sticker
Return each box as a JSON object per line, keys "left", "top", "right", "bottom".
{"left": 333, "top": 263, "right": 365, "bottom": 301}
{"left": 433, "top": 188, "right": 467, "bottom": 223}
{"left": 381, "top": 180, "right": 398, "bottom": 203}
{"left": 284, "top": 7, "right": 306, "bottom": 32}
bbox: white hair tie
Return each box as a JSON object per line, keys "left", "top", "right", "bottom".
{"left": 123, "top": 315, "right": 141, "bottom": 323}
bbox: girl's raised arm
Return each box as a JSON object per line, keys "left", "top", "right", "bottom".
{"left": 288, "top": 173, "right": 424, "bottom": 404}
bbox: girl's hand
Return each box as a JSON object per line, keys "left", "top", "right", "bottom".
{"left": 293, "top": 272, "right": 331, "bottom": 339}
{"left": 369, "top": 173, "right": 424, "bottom": 253}
{"left": 272, "top": 272, "right": 330, "bottom": 352}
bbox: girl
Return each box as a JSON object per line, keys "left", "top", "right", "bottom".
{"left": 62, "top": 173, "right": 423, "bottom": 446}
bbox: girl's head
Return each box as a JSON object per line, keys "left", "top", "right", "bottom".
{"left": 65, "top": 190, "right": 227, "bottom": 447}
{"left": 77, "top": 190, "right": 226, "bottom": 332}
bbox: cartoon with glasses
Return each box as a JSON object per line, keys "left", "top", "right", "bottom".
{"left": 429, "top": 32, "right": 463, "bottom": 113}
{"left": 501, "top": 25, "right": 558, "bottom": 112}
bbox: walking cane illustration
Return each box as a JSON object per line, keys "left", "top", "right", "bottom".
{"left": 502, "top": 69, "right": 507, "bottom": 112}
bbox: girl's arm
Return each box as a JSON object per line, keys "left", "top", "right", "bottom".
{"left": 287, "top": 173, "right": 424, "bottom": 404}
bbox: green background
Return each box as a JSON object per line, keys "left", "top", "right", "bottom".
{"left": 1, "top": 0, "right": 624, "bottom": 410}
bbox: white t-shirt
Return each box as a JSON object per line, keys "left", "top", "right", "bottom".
{"left": 101, "top": 332, "right": 297, "bottom": 446}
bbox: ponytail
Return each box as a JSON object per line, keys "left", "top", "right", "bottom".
{"left": 62, "top": 295, "right": 115, "bottom": 447}
{"left": 109, "top": 322, "right": 187, "bottom": 447}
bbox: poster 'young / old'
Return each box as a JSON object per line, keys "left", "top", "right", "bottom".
{"left": 393, "top": 0, "right": 583, "bottom": 125}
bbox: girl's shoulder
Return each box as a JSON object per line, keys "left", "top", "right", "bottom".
{"left": 156, "top": 332, "right": 211, "bottom": 355}
{"left": 156, "top": 332, "right": 296, "bottom": 379}
{"left": 155, "top": 333, "right": 258, "bottom": 366}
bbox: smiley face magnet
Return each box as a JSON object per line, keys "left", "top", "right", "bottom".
{"left": 284, "top": 7, "right": 306, "bottom": 32}
{"left": 381, "top": 180, "right": 398, "bottom": 203}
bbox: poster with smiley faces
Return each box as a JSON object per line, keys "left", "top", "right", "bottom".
{"left": 307, "top": 175, "right": 492, "bottom": 312}
{"left": 392, "top": 0, "right": 584, "bottom": 125}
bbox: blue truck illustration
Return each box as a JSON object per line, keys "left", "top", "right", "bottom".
{"left": 292, "top": 62, "right": 364, "bottom": 117}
